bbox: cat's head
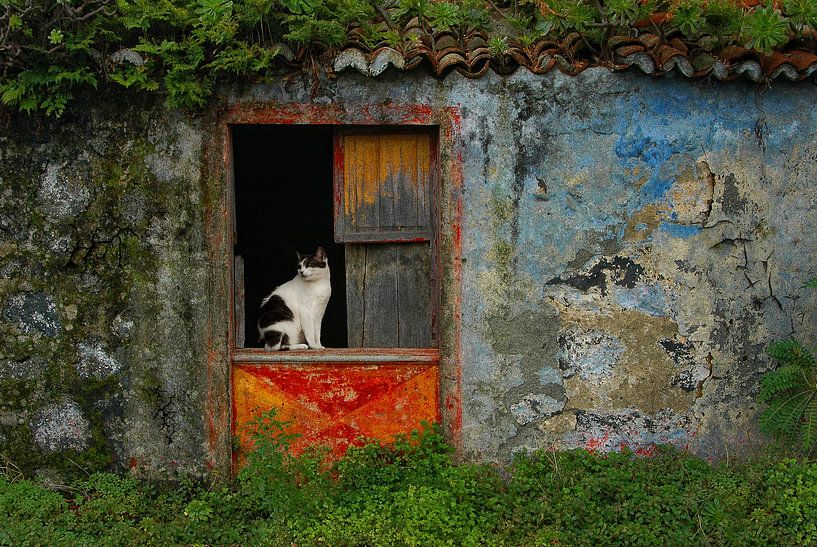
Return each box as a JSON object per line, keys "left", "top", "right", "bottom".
{"left": 296, "top": 246, "right": 329, "bottom": 280}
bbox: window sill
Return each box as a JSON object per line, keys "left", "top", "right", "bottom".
{"left": 233, "top": 347, "right": 439, "bottom": 364}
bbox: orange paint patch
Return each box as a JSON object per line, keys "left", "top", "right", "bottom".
{"left": 232, "top": 362, "right": 439, "bottom": 464}
{"left": 342, "top": 367, "right": 438, "bottom": 439}
{"left": 341, "top": 132, "right": 432, "bottom": 224}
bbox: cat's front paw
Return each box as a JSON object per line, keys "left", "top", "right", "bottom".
{"left": 309, "top": 344, "right": 325, "bottom": 350}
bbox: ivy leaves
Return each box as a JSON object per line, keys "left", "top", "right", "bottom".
{"left": 1, "top": 0, "right": 816, "bottom": 116}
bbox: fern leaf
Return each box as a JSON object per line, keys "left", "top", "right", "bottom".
{"left": 759, "top": 365, "right": 805, "bottom": 401}
{"left": 803, "top": 397, "right": 817, "bottom": 451}
{"left": 767, "top": 339, "right": 815, "bottom": 368}
{"left": 761, "top": 392, "right": 810, "bottom": 437}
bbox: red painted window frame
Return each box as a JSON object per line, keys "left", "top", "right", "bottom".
{"left": 202, "top": 103, "right": 464, "bottom": 476}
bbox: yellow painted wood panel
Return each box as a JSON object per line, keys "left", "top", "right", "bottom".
{"left": 337, "top": 131, "right": 433, "bottom": 242}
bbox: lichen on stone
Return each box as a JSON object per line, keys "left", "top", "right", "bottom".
{"left": 32, "top": 400, "right": 92, "bottom": 452}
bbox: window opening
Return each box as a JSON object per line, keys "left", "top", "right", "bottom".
{"left": 231, "top": 124, "right": 437, "bottom": 351}
{"left": 232, "top": 125, "right": 348, "bottom": 349}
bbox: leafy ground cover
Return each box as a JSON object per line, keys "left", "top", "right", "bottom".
{"left": 2, "top": 417, "right": 817, "bottom": 546}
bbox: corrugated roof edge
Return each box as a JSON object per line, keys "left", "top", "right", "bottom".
{"left": 324, "top": 37, "right": 817, "bottom": 82}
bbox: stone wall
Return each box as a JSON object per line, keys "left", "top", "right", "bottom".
{"left": 2, "top": 69, "right": 816, "bottom": 477}
{"left": 0, "top": 101, "right": 210, "bottom": 479}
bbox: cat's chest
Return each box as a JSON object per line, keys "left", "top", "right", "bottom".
{"left": 299, "top": 281, "right": 331, "bottom": 303}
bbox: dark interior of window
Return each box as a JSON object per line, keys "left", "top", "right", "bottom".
{"left": 231, "top": 125, "right": 348, "bottom": 349}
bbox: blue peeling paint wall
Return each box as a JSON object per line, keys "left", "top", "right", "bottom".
{"left": 448, "top": 70, "right": 817, "bottom": 460}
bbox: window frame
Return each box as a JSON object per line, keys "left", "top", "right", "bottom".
{"left": 202, "top": 103, "right": 465, "bottom": 477}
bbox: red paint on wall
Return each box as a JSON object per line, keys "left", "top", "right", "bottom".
{"left": 445, "top": 114, "right": 465, "bottom": 452}
{"left": 213, "top": 103, "right": 464, "bottom": 470}
{"left": 585, "top": 432, "right": 611, "bottom": 452}
{"left": 233, "top": 362, "right": 439, "bottom": 463}
{"left": 634, "top": 445, "right": 658, "bottom": 457}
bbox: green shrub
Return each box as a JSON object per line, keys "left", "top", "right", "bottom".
{"left": 0, "top": 478, "right": 74, "bottom": 545}
{"left": 762, "top": 458, "right": 817, "bottom": 544}
{"left": 295, "top": 427, "right": 505, "bottom": 545}
{"left": 2, "top": 419, "right": 817, "bottom": 545}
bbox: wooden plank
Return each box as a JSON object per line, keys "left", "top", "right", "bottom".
{"left": 234, "top": 254, "right": 245, "bottom": 348}
{"left": 362, "top": 244, "right": 399, "bottom": 347}
{"left": 335, "top": 229, "right": 432, "bottom": 243}
{"left": 378, "top": 135, "right": 395, "bottom": 229}
{"left": 397, "top": 243, "right": 432, "bottom": 347}
{"left": 393, "top": 133, "right": 421, "bottom": 228}
{"left": 416, "top": 133, "right": 431, "bottom": 228}
{"left": 345, "top": 244, "right": 366, "bottom": 347}
{"left": 346, "top": 243, "right": 431, "bottom": 348}
{"left": 343, "top": 134, "right": 380, "bottom": 230}
{"left": 347, "top": 244, "right": 399, "bottom": 347}
{"left": 336, "top": 131, "right": 433, "bottom": 243}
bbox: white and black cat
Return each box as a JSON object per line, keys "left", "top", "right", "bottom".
{"left": 258, "top": 246, "right": 331, "bottom": 350}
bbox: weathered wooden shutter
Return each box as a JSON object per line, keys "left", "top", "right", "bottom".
{"left": 334, "top": 131, "right": 433, "bottom": 243}
{"left": 334, "top": 129, "right": 435, "bottom": 348}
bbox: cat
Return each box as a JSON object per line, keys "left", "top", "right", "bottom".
{"left": 257, "top": 246, "right": 331, "bottom": 351}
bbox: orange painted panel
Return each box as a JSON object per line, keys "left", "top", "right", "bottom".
{"left": 341, "top": 367, "right": 438, "bottom": 439}
{"left": 232, "top": 362, "right": 439, "bottom": 462}
{"left": 336, "top": 131, "right": 433, "bottom": 242}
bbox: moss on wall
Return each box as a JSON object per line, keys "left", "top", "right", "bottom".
{"left": 0, "top": 99, "right": 208, "bottom": 479}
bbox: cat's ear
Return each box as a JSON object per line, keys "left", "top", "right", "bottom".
{"left": 296, "top": 250, "right": 304, "bottom": 261}
{"left": 315, "top": 246, "right": 327, "bottom": 261}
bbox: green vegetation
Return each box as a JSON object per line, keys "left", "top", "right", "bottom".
{"left": 1, "top": 0, "right": 816, "bottom": 116}
{"left": 2, "top": 415, "right": 817, "bottom": 545}
{"left": 759, "top": 279, "right": 817, "bottom": 455}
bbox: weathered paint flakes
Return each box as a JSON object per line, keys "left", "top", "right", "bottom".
{"left": 232, "top": 363, "right": 439, "bottom": 463}
{"left": 510, "top": 394, "right": 565, "bottom": 425}
{"left": 558, "top": 330, "right": 625, "bottom": 380}
{"left": 537, "top": 365, "right": 562, "bottom": 386}
{"left": 567, "top": 408, "right": 693, "bottom": 452}
{"left": 611, "top": 282, "right": 668, "bottom": 316}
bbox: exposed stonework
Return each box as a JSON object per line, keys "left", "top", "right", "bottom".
{"left": 0, "top": 101, "right": 208, "bottom": 478}
{"left": 37, "top": 161, "right": 92, "bottom": 221}
{"left": 76, "top": 340, "right": 123, "bottom": 379}
{"left": 3, "top": 292, "right": 62, "bottom": 337}
{"left": 0, "top": 356, "right": 49, "bottom": 381}
{"left": 32, "top": 400, "right": 91, "bottom": 452}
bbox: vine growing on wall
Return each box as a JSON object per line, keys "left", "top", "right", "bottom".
{"left": 1, "top": 0, "right": 815, "bottom": 116}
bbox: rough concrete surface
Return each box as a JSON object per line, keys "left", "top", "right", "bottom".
{"left": 1, "top": 69, "right": 816, "bottom": 476}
